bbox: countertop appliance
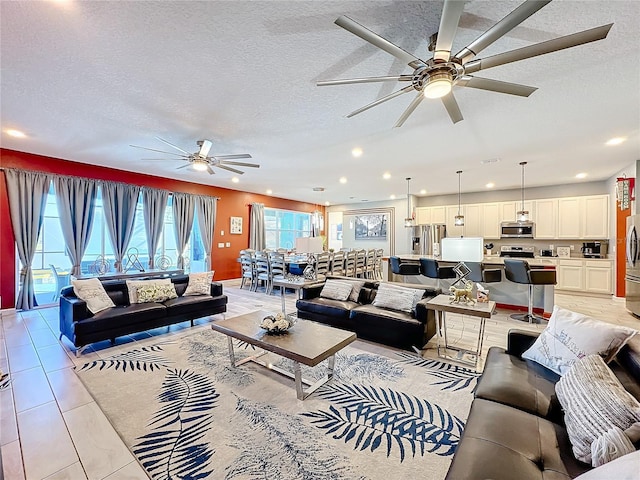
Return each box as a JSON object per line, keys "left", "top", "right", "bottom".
{"left": 626, "top": 215, "right": 640, "bottom": 316}
{"left": 581, "top": 241, "right": 607, "bottom": 259}
{"left": 540, "top": 249, "right": 554, "bottom": 257}
{"left": 500, "top": 245, "right": 535, "bottom": 258}
{"left": 500, "top": 221, "right": 535, "bottom": 239}
{"left": 411, "top": 224, "right": 447, "bottom": 256}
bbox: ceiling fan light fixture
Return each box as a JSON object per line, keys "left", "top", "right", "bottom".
{"left": 423, "top": 71, "right": 452, "bottom": 99}
{"left": 192, "top": 159, "right": 208, "bottom": 171}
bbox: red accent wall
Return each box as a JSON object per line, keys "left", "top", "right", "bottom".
{"left": 0, "top": 148, "right": 323, "bottom": 309}
{"left": 616, "top": 194, "right": 631, "bottom": 298}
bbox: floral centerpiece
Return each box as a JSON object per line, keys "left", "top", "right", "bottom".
{"left": 259, "top": 312, "right": 296, "bottom": 334}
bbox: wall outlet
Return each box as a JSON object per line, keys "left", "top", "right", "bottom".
{"left": 570, "top": 245, "right": 575, "bottom": 251}
{"left": 225, "top": 242, "right": 231, "bottom": 247}
{"left": 549, "top": 244, "right": 554, "bottom": 250}
{"left": 217, "top": 243, "right": 224, "bottom": 248}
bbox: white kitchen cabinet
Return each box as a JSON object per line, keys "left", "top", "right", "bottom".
{"left": 482, "top": 203, "right": 501, "bottom": 239}
{"left": 500, "top": 201, "right": 517, "bottom": 222}
{"left": 557, "top": 197, "right": 582, "bottom": 239}
{"left": 557, "top": 259, "right": 584, "bottom": 290}
{"left": 463, "top": 204, "right": 482, "bottom": 237}
{"left": 534, "top": 198, "right": 558, "bottom": 239}
{"left": 582, "top": 195, "right": 610, "bottom": 239}
{"left": 584, "top": 260, "right": 613, "bottom": 294}
{"left": 430, "top": 206, "right": 446, "bottom": 224}
{"left": 415, "top": 207, "right": 431, "bottom": 225}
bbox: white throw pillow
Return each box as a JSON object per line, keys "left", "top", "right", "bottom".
{"left": 521, "top": 306, "right": 636, "bottom": 375}
{"left": 126, "top": 279, "right": 172, "bottom": 304}
{"left": 347, "top": 280, "right": 366, "bottom": 303}
{"left": 372, "top": 283, "right": 424, "bottom": 313}
{"left": 184, "top": 271, "right": 214, "bottom": 296}
{"left": 320, "top": 279, "right": 354, "bottom": 301}
{"left": 555, "top": 355, "right": 640, "bottom": 466}
{"left": 72, "top": 278, "right": 115, "bottom": 314}
{"left": 574, "top": 450, "right": 640, "bottom": 480}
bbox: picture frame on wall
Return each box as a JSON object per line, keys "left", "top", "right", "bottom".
{"left": 230, "top": 216, "right": 243, "bottom": 234}
{"left": 355, "top": 214, "right": 387, "bottom": 240}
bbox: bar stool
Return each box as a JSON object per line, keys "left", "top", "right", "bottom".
{"left": 419, "top": 258, "right": 456, "bottom": 289}
{"left": 389, "top": 256, "right": 421, "bottom": 281}
{"left": 504, "top": 259, "right": 557, "bottom": 323}
{"left": 466, "top": 262, "right": 502, "bottom": 284}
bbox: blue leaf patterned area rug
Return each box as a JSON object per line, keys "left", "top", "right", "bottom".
{"left": 75, "top": 324, "right": 479, "bottom": 480}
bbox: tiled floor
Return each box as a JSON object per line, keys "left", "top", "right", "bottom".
{"left": 1, "top": 281, "right": 638, "bottom": 479}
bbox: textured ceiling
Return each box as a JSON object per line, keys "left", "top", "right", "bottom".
{"left": 1, "top": 1, "right": 639, "bottom": 205}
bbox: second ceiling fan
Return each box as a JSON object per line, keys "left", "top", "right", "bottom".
{"left": 318, "top": 0, "right": 612, "bottom": 126}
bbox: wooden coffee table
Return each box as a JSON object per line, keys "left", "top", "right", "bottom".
{"left": 210, "top": 310, "right": 356, "bottom": 400}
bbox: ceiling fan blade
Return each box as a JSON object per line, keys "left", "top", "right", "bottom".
{"left": 394, "top": 93, "right": 424, "bottom": 128}
{"left": 441, "top": 93, "right": 463, "bottom": 124}
{"left": 217, "top": 164, "right": 245, "bottom": 175}
{"left": 141, "top": 158, "right": 180, "bottom": 161}
{"left": 433, "top": 0, "right": 465, "bottom": 62}
{"left": 335, "top": 16, "right": 425, "bottom": 68}
{"left": 455, "top": 0, "right": 551, "bottom": 64}
{"left": 346, "top": 85, "right": 415, "bottom": 118}
{"left": 206, "top": 165, "right": 215, "bottom": 175}
{"left": 221, "top": 161, "right": 260, "bottom": 168}
{"left": 464, "top": 23, "right": 613, "bottom": 74}
{"left": 155, "top": 136, "right": 192, "bottom": 155}
{"left": 198, "top": 139, "right": 213, "bottom": 158}
{"left": 457, "top": 75, "right": 537, "bottom": 97}
{"left": 130, "top": 145, "right": 186, "bottom": 157}
{"left": 213, "top": 154, "right": 252, "bottom": 160}
{"left": 176, "top": 164, "right": 190, "bottom": 170}
{"left": 317, "top": 75, "right": 413, "bottom": 86}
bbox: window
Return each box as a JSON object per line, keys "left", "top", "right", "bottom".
{"left": 264, "top": 208, "right": 312, "bottom": 250}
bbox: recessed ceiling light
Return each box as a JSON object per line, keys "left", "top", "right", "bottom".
{"left": 486, "top": 182, "right": 495, "bottom": 188}
{"left": 324, "top": 201, "right": 330, "bottom": 206}
{"left": 390, "top": 194, "right": 396, "bottom": 200}
{"left": 576, "top": 172, "right": 588, "bottom": 179}
{"left": 5, "top": 128, "right": 26, "bottom": 138}
{"left": 266, "top": 189, "right": 273, "bottom": 195}
{"left": 382, "top": 172, "right": 391, "bottom": 180}
{"left": 419, "top": 189, "right": 427, "bottom": 195}
{"left": 231, "top": 177, "right": 239, "bottom": 183}
{"left": 606, "top": 137, "right": 626, "bottom": 146}
{"left": 351, "top": 147, "right": 363, "bottom": 158}
{"left": 339, "top": 177, "right": 347, "bottom": 184}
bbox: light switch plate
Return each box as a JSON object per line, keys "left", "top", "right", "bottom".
{"left": 221, "top": 230, "right": 224, "bottom": 236}
{"left": 218, "top": 243, "right": 225, "bottom": 248}
{"left": 225, "top": 242, "right": 231, "bottom": 247}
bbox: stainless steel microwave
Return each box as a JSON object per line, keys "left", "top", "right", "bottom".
{"left": 500, "top": 221, "right": 535, "bottom": 238}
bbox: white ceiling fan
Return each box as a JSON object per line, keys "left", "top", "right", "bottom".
{"left": 318, "top": 0, "right": 613, "bottom": 126}
{"left": 131, "top": 137, "right": 259, "bottom": 175}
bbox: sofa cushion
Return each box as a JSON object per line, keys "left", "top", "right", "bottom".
{"left": 371, "top": 283, "right": 424, "bottom": 313}
{"left": 351, "top": 303, "right": 419, "bottom": 325}
{"left": 574, "top": 450, "right": 640, "bottom": 480}
{"left": 72, "top": 278, "right": 115, "bottom": 314}
{"left": 163, "top": 294, "right": 228, "bottom": 317}
{"left": 74, "top": 303, "right": 167, "bottom": 336}
{"left": 296, "top": 297, "right": 358, "bottom": 320}
{"left": 444, "top": 399, "right": 590, "bottom": 480}
{"left": 555, "top": 354, "right": 640, "bottom": 466}
{"left": 475, "top": 346, "right": 564, "bottom": 423}
{"left": 522, "top": 306, "right": 637, "bottom": 375}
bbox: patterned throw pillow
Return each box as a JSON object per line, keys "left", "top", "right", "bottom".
{"left": 184, "top": 271, "right": 214, "bottom": 296}
{"left": 72, "top": 278, "right": 115, "bottom": 314}
{"left": 522, "top": 306, "right": 637, "bottom": 375}
{"left": 319, "top": 279, "right": 354, "bottom": 301}
{"left": 372, "top": 283, "right": 424, "bottom": 313}
{"left": 555, "top": 355, "right": 640, "bottom": 465}
{"left": 126, "top": 278, "right": 173, "bottom": 304}
{"left": 136, "top": 283, "right": 178, "bottom": 303}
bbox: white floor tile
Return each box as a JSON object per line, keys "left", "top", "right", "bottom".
{"left": 37, "top": 343, "right": 74, "bottom": 373}
{"left": 1, "top": 440, "right": 25, "bottom": 480}
{"left": 44, "top": 462, "right": 88, "bottom": 480}
{"left": 0, "top": 387, "right": 18, "bottom": 445}
{"left": 46, "top": 367, "right": 94, "bottom": 413}
{"left": 11, "top": 366, "right": 55, "bottom": 413}
{"left": 6, "top": 343, "right": 40, "bottom": 373}
{"left": 102, "top": 460, "right": 149, "bottom": 480}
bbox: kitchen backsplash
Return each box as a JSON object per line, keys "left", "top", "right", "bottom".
{"left": 482, "top": 239, "right": 610, "bottom": 258}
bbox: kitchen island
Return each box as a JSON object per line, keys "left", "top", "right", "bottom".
{"left": 385, "top": 254, "right": 555, "bottom": 319}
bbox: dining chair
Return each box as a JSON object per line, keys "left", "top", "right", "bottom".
{"left": 268, "top": 252, "right": 286, "bottom": 295}
{"left": 330, "top": 251, "right": 345, "bottom": 276}
{"left": 314, "top": 252, "right": 330, "bottom": 276}
{"left": 253, "top": 251, "right": 271, "bottom": 293}
{"left": 365, "top": 249, "right": 376, "bottom": 279}
{"left": 50, "top": 264, "right": 71, "bottom": 301}
{"left": 239, "top": 253, "right": 255, "bottom": 290}
{"left": 355, "top": 249, "right": 367, "bottom": 278}
{"left": 374, "top": 249, "right": 384, "bottom": 280}
{"left": 344, "top": 251, "right": 357, "bottom": 277}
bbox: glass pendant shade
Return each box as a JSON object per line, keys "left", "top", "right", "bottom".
{"left": 404, "top": 177, "right": 414, "bottom": 227}
{"left": 518, "top": 161, "right": 528, "bottom": 223}
{"left": 423, "top": 72, "right": 452, "bottom": 99}
{"left": 454, "top": 215, "right": 465, "bottom": 226}
{"left": 454, "top": 170, "right": 464, "bottom": 226}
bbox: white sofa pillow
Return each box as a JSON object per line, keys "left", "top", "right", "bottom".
{"left": 72, "top": 278, "right": 115, "bottom": 314}
{"left": 184, "top": 271, "right": 214, "bottom": 296}
{"left": 126, "top": 278, "right": 172, "bottom": 304}
{"left": 521, "top": 305, "right": 636, "bottom": 375}
{"left": 320, "top": 279, "right": 354, "bottom": 301}
{"left": 372, "top": 283, "right": 424, "bottom": 313}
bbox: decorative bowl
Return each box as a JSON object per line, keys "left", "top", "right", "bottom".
{"left": 260, "top": 313, "right": 296, "bottom": 334}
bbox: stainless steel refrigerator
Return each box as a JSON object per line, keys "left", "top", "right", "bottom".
{"left": 625, "top": 214, "right": 640, "bottom": 316}
{"left": 411, "top": 224, "right": 447, "bottom": 256}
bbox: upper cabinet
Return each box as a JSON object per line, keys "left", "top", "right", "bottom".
{"left": 415, "top": 194, "right": 610, "bottom": 240}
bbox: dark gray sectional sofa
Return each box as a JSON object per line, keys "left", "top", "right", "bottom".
{"left": 59, "top": 274, "right": 227, "bottom": 354}
{"left": 445, "top": 329, "right": 640, "bottom": 480}
{"left": 295, "top": 276, "right": 441, "bottom": 350}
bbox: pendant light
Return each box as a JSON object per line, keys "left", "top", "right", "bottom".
{"left": 454, "top": 170, "right": 464, "bottom": 226}
{"left": 517, "top": 162, "right": 529, "bottom": 222}
{"left": 404, "top": 177, "right": 414, "bottom": 227}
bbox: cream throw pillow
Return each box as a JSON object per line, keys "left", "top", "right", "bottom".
{"left": 136, "top": 283, "right": 178, "bottom": 303}
{"left": 126, "top": 279, "right": 172, "bottom": 304}
{"left": 72, "top": 278, "right": 115, "bottom": 314}
{"left": 184, "top": 271, "right": 214, "bottom": 296}
{"left": 319, "top": 279, "right": 354, "bottom": 301}
{"left": 372, "top": 283, "right": 424, "bottom": 313}
{"left": 522, "top": 306, "right": 637, "bottom": 375}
